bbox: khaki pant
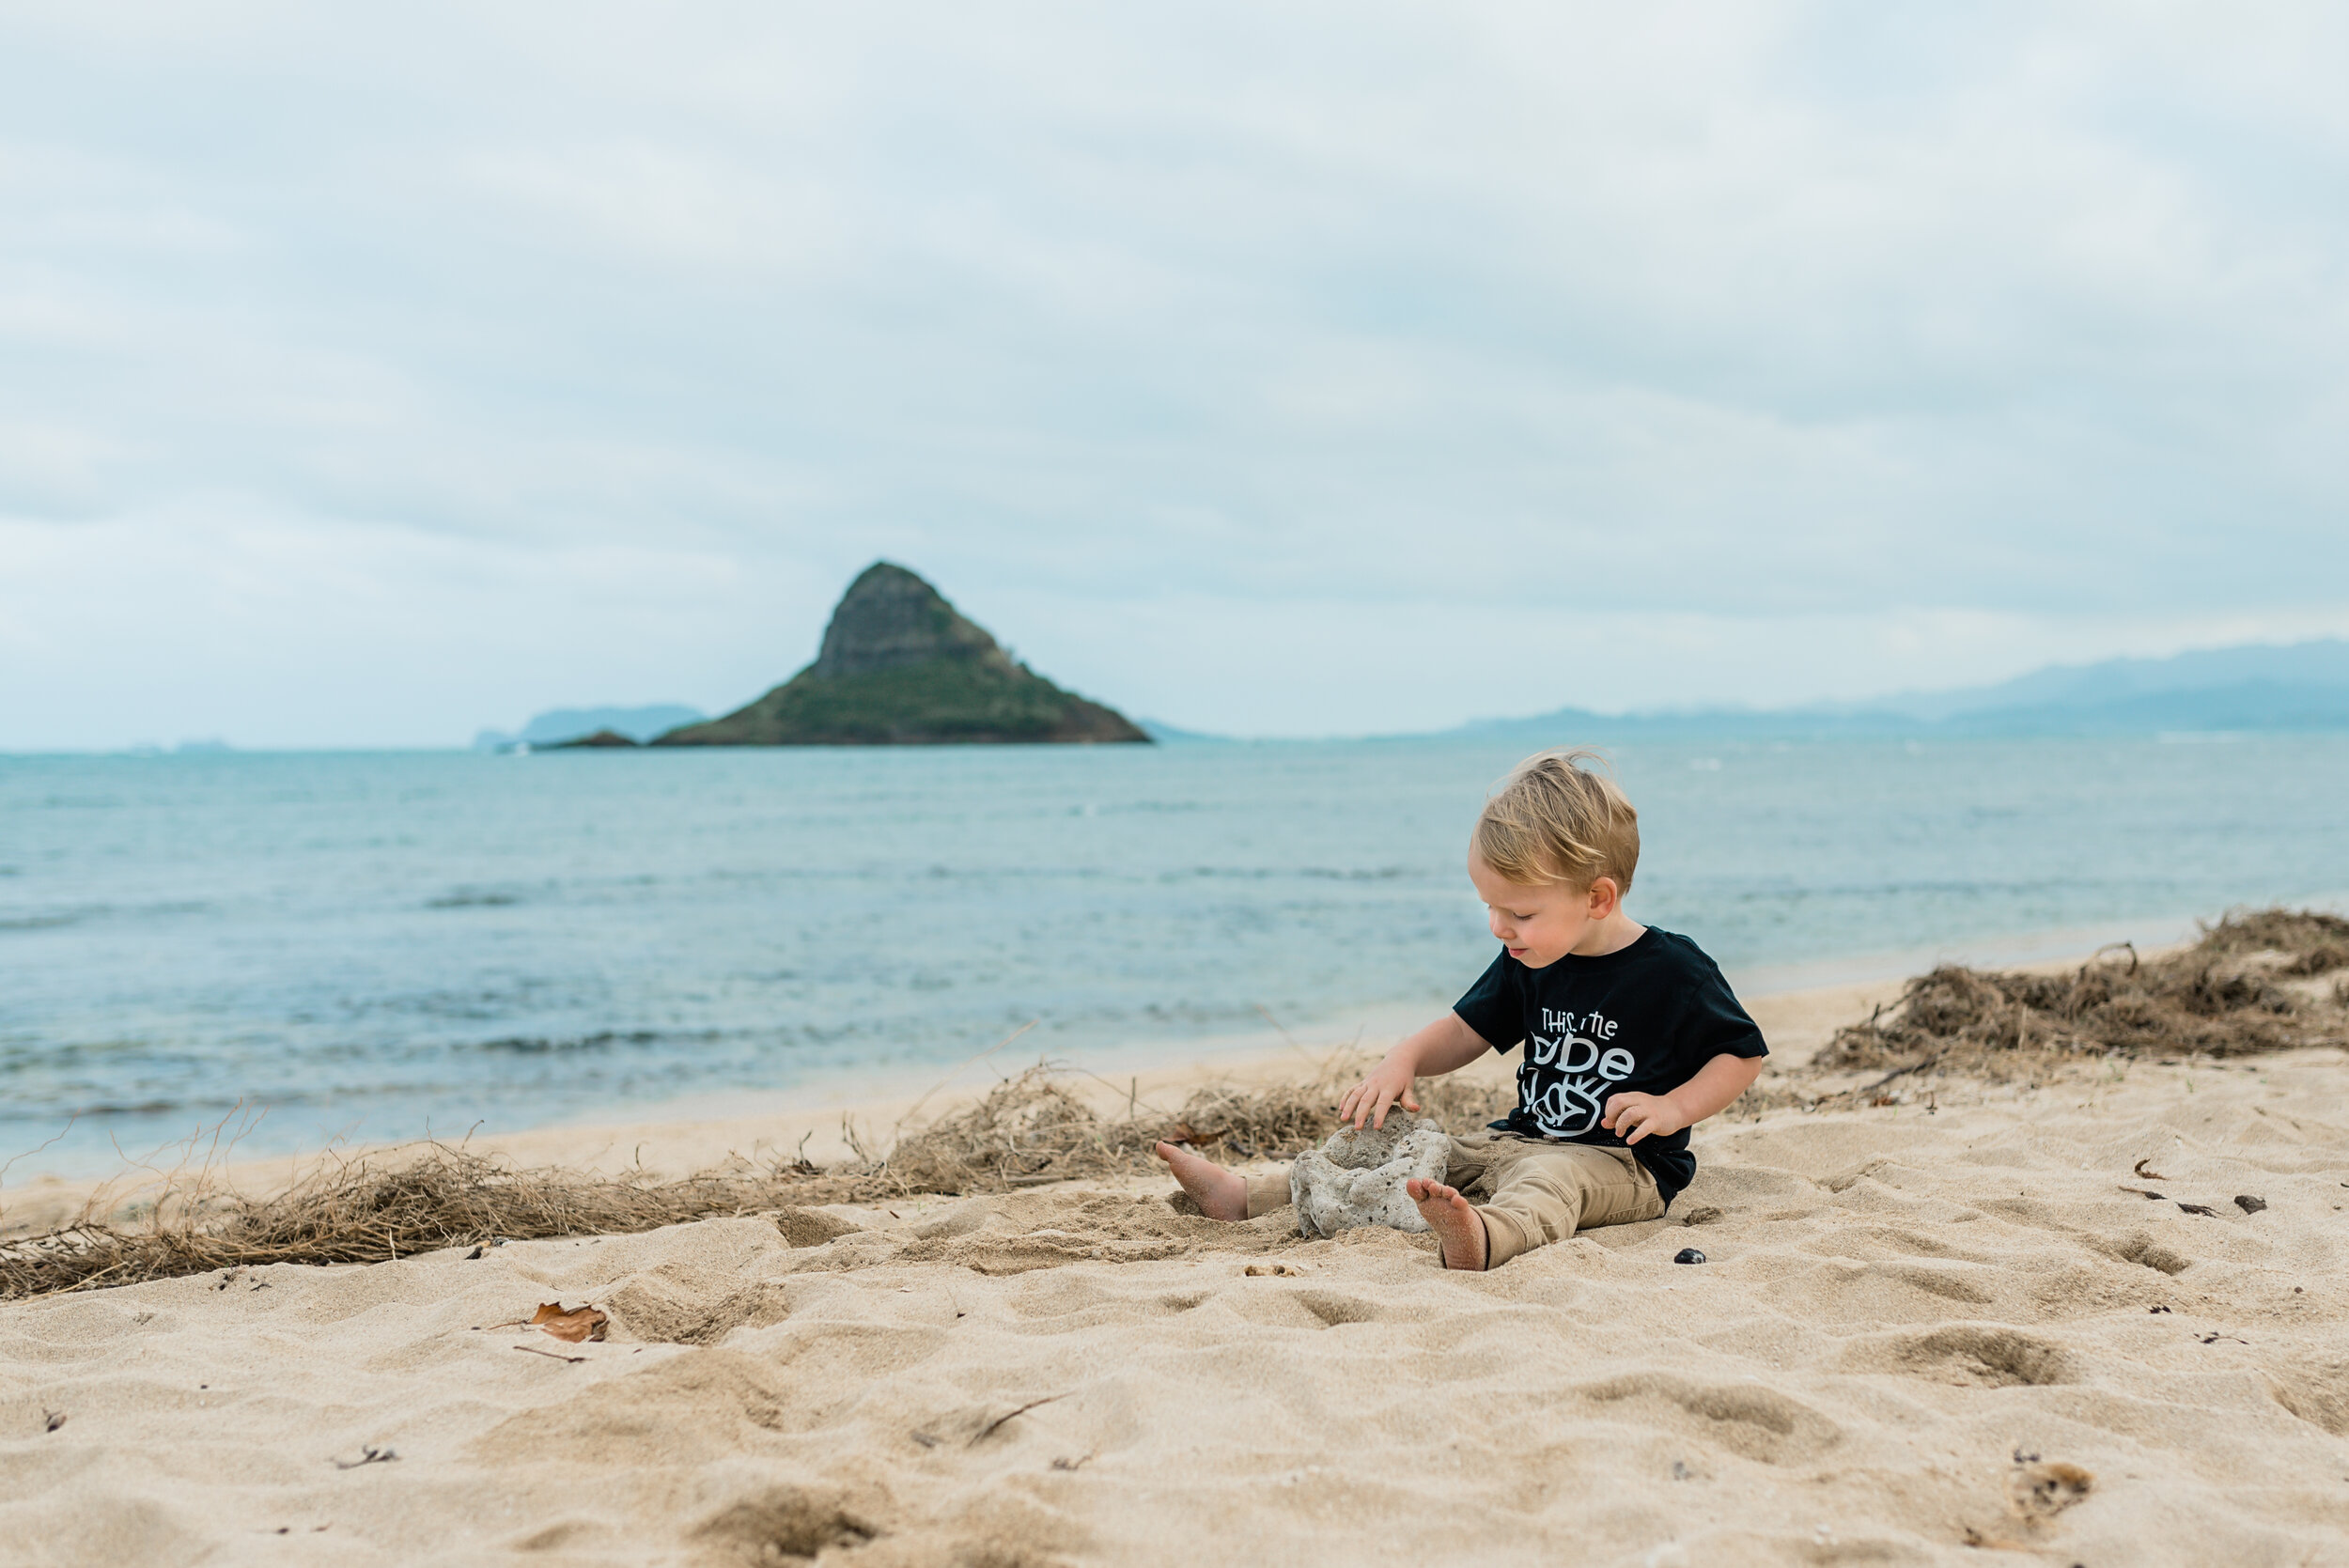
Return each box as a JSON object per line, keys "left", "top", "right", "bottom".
{"left": 1241, "top": 1132, "right": 1666, "bottom": 1268}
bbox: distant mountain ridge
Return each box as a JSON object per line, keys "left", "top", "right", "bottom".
{"left": 1840, "top": 640, "right": 2349, "bottom": 722}
{"left": 1450, "top": 639, "right": 2349, "bottom": 742}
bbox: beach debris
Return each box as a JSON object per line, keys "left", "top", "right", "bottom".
{"left": 530, "top": 1301, "right": 608, "bottom": 1343}
{"left": 853, "top": 1053, "right": 1513, "bottom": 1203}
{"left": 463, "top": 1245, "right": 484, "bottom": 1260}
{"left": 0, "top": 1143, "right": 799, "bottom": 1301}
{"left": 2006, "top": 1458, "right": 2092, "bottom": 1523}
{"left": 857, "top": 1062, "right": 1348, "bottom": 1199}
{"left": 514, "top": 1344, "right": 587, "bottom": 1364}
{"left": 0, "top": 1063, "right": 1508, "bottom": 1301}
{"left": 2233, "top": 1194, "right": 2267, "bottom": 1214}
{"left": 910, "top": 1432, "right": 940, "bottom": 1449}
{"left": 1672, "top": 1248, "right": 1706, "bottom": 1265}
{"left": 1244, "top": 1262, "right": 1307, "bottom": 1277}
{"left": 1288, "top": 1111, "right": 1451, "bottom": 1240}
{"left": 2176, "top": 1203, "right": 2219, "bottom": 1218}
{"left": 2120, "top": 1186, "right": 2165, "bottom": 1200}
{"left": 1678, "top": 1205, "right": 1723, "bottom": 1226}
{"left": 969, "top": 1392, "right": 1069, "bottom": 1445}
{"left": 1812, "top": 908, "right": 2349, "bottom": 1089}
{"left": 2134, "top": 1158, "right": 2170, "bottom": 1181}
{"left": 41, "top": 1409, "right": 65, "bottom": 1433}
{"left": 332, "top": 1444, "right": 397, "bottom": 1469}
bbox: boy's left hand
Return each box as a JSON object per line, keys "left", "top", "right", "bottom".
{"left": 1600, "top": 1092, "right": 1688, "bottom": 1145}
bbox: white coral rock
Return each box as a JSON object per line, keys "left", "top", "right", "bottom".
{"left": 1288, "top": 1111, "right": 1453, "bottom": 1239}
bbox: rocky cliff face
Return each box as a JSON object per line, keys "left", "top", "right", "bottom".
{"left": 653, "top": 563, "right": 1149, "bottom": 747}
{"left": 806, "top": 564, "right": 1010, "bottom": 679}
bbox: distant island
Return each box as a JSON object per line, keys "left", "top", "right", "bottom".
{"left": 650, "top": 563, "right": 1148, "bottom": 747}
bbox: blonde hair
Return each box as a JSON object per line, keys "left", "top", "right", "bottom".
{"left": 1472, "top": 748, "right": 1640, "bottom": 893}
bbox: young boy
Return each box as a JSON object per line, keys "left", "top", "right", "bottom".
{"left": 1156, "top": 748, "right": 1768, "bottom": 1270}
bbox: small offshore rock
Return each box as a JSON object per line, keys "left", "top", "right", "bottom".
{"left": 1673, "top": 1248, "right": 1706, "bottom": 1265}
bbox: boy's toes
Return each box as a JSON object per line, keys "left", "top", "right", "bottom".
{"left": 1408, "top": 1180, "right": 1487, "bottom": 1271}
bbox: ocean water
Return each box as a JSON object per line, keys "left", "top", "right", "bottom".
{"left": 4, "top": 735, "right": 2345, "bottom": 1174}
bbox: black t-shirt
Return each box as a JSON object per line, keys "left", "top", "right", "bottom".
{"left": 1452, "top": 927, "right": 1767, "bottom": 1205}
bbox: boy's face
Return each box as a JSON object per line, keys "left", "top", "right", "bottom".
{"left": 1467, "top": 852, "right": 1612, "bottom": 968}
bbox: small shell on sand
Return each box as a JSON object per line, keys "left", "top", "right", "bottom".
{"left": 1288, "top": 1111, "right": 1452, "bottom": 1239}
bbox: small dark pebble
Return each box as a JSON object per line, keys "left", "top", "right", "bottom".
{"left": 2234, "top": 1195, "right": 2267, "bottom": 1214}
{"left": 43, "top": 1410, "right": 65, "bottom": 1433}
{"left": 1673, "top": 1248, "right": 1706, "bottom": 1265}
{"left": 464, "top": 1246, "right": 484, "bottom": 1260}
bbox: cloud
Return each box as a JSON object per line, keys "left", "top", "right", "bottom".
{"left": 2, "top": 2, "right": 2347, "bottom": 744}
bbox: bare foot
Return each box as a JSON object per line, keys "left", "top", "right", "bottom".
{"left": 1154, "top": 1141, "right": 1249, "bottom": 1222}
{"left": 1407, "top": 1177, "right": 1489, "bottom": 1271}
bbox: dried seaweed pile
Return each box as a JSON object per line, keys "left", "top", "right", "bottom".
{"left": 1817, "top": 908, "right": 2349, "bottom": 1086}
{"left": 1, "top": 1065, "right": 1415, "bottom": 1298}
{"left": 847, "top": 1060, "right": 1439, "bottom": 1199}
{"left": 846, "top": 1069, "right": 1159, "bottom": 1197}
{"left": 0, "top": 1147, "right": 792, "bottom": 1302}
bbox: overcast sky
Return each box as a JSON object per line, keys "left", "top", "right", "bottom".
{"left": 4, "top": 3, "right": 2347, "bottom": 747}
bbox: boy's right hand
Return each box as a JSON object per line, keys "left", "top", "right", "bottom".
{"left": 1337, "top": 1059, "right": 1422, "bottom": 1130}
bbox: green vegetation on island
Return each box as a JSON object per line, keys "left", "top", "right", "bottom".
{"left": 652, "top": 562, "right": 1148, "bottom": 747}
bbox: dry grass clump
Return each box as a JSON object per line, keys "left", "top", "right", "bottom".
{"left": 1816, "top": 908, "right": 2349, "bottom": 1087}
{"left": 847, "top": 1068, "right": 1157, "bottom": 1197}
{"left": 2, "top": 1063, "right": 1421, "bottom": 1297}
{"left": 0, "top": 1146, "right": 799, "bottom": 1302}
{"left": 847, "top": 1056, "right": 1471, "bottom": 1200}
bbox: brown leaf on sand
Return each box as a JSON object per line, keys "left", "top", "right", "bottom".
{"left": 530, "top": 1301, "right": 608, "bottom": 1343}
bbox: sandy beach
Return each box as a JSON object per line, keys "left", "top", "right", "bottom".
{"left": 5, "top": 970, "right": 2348, "bottom": 1567}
